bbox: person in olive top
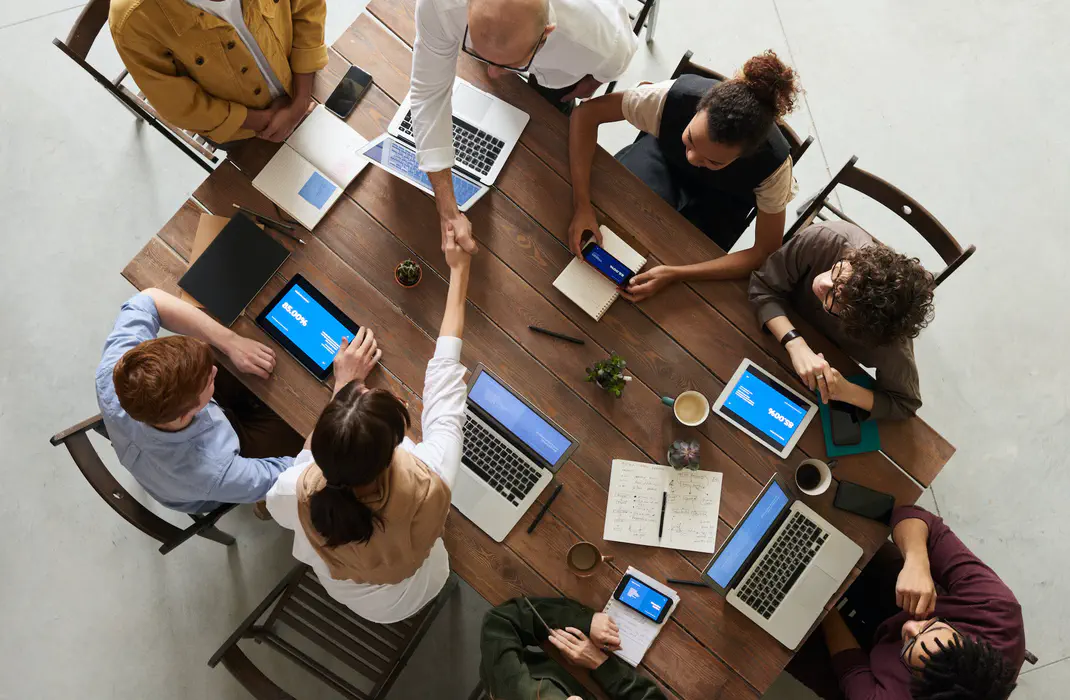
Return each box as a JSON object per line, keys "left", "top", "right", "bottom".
{"left": 568, "top": 50, "right": 802, "bottom": 301}
{"left": 749, "top": 221, "right": 936, "bottom": 420}
{"left": 481, "top": 597, "right": 664, "bottom": 700}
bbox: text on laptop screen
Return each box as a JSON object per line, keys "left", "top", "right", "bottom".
{"left": 264, "top": 283, "right": 352, "bottom": 369}
{"left": 362, "top": 139, "right": 482, "bottom": 208}
{"left": 721, "top": 367, "right": 809, "bottom": 448}
{"left": 468, "top": 372, "right": 572, "bottom": 465}
{"left": 706, "top": 481, "right": 791, "bottom": 587}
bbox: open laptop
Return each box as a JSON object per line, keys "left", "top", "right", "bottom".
{"left": 452, "top": 365, "right": 579, "bottom": 542}
{"left": 701, "top": 474, "right": 862, "bottom": 650}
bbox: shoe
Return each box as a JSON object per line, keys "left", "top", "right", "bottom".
{"left": 253, "top": 500, "right": 273, "bottom": 521}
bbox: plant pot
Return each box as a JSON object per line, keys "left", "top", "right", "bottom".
{"left": 667, "top": 449, "right": 699, "bottom": 471}
{"left": 394, "top": 262, "right": 422, "bottom": 288}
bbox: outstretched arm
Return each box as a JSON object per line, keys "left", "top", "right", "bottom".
{"left": 568, "top": 93, "right": 626, "bottom": 255}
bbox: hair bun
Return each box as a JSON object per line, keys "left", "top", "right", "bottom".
{"left": 740, "top": 50, "right": 800, "bottom": 119}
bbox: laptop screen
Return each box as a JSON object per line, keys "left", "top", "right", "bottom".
{"left": 361, "top": 138, "right": 483, "bottom": 208}
{"left": 468, "top": 371, "right": 573, "bottom": 466}
{"left": 704, "top": 479, "right": 791, "bottom": 588}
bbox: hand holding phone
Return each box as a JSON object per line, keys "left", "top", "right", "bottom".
{"left": 581, "top": 234, "right": 636, "bottom": 287}
{"left": 613, "top": 574, "right": 671, "bottom": 624}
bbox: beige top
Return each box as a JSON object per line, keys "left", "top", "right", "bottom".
{"left": 621, "top": 80, "right": 797, "bottom": 213}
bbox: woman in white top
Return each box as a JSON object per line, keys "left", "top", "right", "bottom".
{"left": 267, "top": 236, "right": 471, "bottom": 623}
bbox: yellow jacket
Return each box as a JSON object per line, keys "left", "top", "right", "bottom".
{"left": 110, "top": 0, "right": 328, "bottom": 143}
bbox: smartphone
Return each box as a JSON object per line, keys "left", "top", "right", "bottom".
{"left": 829, "top": 400, "right": 862, "bottom": 446}
{"left": 582, "top": 236, "right": 636, "bottom": 286}
{"left": 833, "top": 480, "right": 896, "bottom": 525}
{"left": 325, "top": 65, "right": 372, "bottom": 119}
{"left": 613, "top": 574, "right": 671, "bottom": 624}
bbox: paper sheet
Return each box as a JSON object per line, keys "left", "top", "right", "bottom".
{"left": 287, "top": 104, "right": 368, "bottom": 187}
{"left": 603, "top": 567, "right": 679, "bottom": 667}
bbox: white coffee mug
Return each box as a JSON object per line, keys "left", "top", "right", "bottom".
{"left": 661, "top": 390, "right": 711, "bottom": 427}
{"left": 795, "top": 458, "right": 834, "bottom": 496}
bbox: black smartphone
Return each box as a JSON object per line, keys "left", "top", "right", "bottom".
{"left": 829, "top": 400, "right": 862, "bottom": 446}
{"left": 613, "top": 574, "right": 672, "bottom": 624}
{"left": 581, "top": 235, "right": 636, "bottom": 286}
{"left": 325, "top": 65, "right": 372, "bottom": 119}
{"left": 833, "top": 480, "right": 895, "bottom": 525}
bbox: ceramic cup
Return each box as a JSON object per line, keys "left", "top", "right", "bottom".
{"left": 795, "top": 458, "right": 834, "bottom": 496}
{"left": 660, "top": 390, "right": 711, "bottom": 427}
{"left": 567, "top": 541, "right": 613, "bottom": 578}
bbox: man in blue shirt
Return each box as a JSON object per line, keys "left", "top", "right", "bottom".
{"left": 96, "top": 289, "right": 302, "bottom": 513}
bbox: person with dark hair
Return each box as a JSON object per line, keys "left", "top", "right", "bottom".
{"left": 95, "top": 288, "right": 303, "bottom": 513}
{"left": 748, "top": 221, "right": 936, "bottom": 419}
{"left": 568, "top": 50, "right": 802, "bottom": 301}
{"left": 267, "top": 233, "right": 472, "bottom": 623}
{"left": 787, "top": 507, "right": 1024, "bottom": 700}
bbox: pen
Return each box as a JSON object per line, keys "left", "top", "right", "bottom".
{"left": 666, "top": 578, "right": 708, "bottom": 588}
{"left": 528, "top": 325, "right": 585, "bottom": 345}
{"left": 232, "top": 204, "right": 298, "bottom": 232}
{"left": 266, "top": 224, "right": 306, "bottom": 246}
{"left": 527, "top": 483, "right": 563, "bottom": 534}
{"left": 657, "top": 491, "right": 667, "bottom": 540}
{"left": 523, "top": 596, "right": 554, "bottom": 634}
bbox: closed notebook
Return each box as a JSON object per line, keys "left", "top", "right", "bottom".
{"left": 553, "top": 226, "right": 646, "bottom": 321}
{"left": 252, "top": 105, "right": 368, "bottom": 230}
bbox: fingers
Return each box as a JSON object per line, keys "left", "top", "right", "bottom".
{"left": 357, "top": 327, "right": 375, "bottom": 354}
{"left": 565, "top": 627, "right": 587, "bottom": 640}
{"left": 817, "top": 374, "right": 830, "bottom": 404}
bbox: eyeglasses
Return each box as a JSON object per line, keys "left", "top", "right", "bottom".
{"left": 900, "top": 618, "right": 957, "bottom": 672}
{"left": 461, "top": 25, "right": 545, "bottom": 73}
{"left": 822, "top": 260, "right": 848, "bottom": 317}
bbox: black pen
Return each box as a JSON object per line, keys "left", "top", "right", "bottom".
{"left": 666, "top": 578, "right": 707, "bottom": 588}
{"left": 232, "top": 204, "right": 297, "bottom": 231}
{"left": 528, "top": 325, "right": 585, "bottom": 345}
{"left": 657, "top": 491, "right": 667, "bottom": 540}
{"left": 527, "top": 483, "right": 563, "bottom": 534}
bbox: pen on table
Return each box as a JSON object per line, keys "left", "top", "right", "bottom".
{"left": 266, "top": 224, "right": 306, "bottom": 246}
{"left": 526, "top": 482, "right": 563, "bottom": 534}
{"left": 528, "top": 325, "right": 585, "bottom": 345}
{"left": 666, "top": 578, "right": 708, "bottom": 588}
{"left": 657, "top": 491, "right": 667, "bottom": 540}
{"left": 232, "top": 203, "right": 300, "bottom": 233}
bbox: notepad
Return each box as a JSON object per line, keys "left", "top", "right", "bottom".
{"left": 252, "top": 105, "right": 368, "bottom": 230}
{"left": 604, "top": 460, "right": 723, "bottom": 553}
{"left": 552, "top": 226, "right": 646, "bottom": 320}
{"left": 603, "top": 568, "right": 679, "bottom": 667}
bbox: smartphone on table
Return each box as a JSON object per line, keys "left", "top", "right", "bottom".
{"left": 613, "top": 574, "right": 671, "bottom": 624}
{"left": 833, "top": 480, "right": 896, "bottom": 525}
{"left": 581, "top": 233, "right": 635, "bottom": 286}
{"left": 325, "top": 65, "right": 373, "bottom": 119}
{"left": 829, "top": 400, "right": 862, "bottom": 446}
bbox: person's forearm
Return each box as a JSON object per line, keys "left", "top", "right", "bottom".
{"left": 291, "top": 72, "right": 315, "bottom": 105}
{"left": 673, "top": 245, "right": 777, "bottom": 283}
{"left": 439, "top": 264, "right": 470, "bottom": 338}
{"left": 821, "top": 609, "right": 861, "bottom": 655}
{"left": 569, "top": 104, "right": 600, "bottom": 210}
{"left": 764, "top": 315, "right": 797, "bottom": 343}
{"left": 428, "top": 169, "right": 460, "bottom": 219}
{"left": 242, "top": 107, "right": 271, "bottom": 132}
{"left": 840, "top": 384, "right": 875, "bottom": 412}
{"left": 893, "top": 517, "right": 931, "bottom": 567}
{"left": 142, "top": 288, "right": 236, "bottom": 352}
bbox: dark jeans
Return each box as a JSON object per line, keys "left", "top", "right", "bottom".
{"left": 213, "top": 365, "right": 304, "bottom": 460}
{"left": 526, "top": 75, "right": 579, "bottom": 115}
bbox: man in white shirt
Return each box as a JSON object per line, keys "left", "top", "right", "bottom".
{"left": 411, "top": 0, "right": 638, "bottom": 254}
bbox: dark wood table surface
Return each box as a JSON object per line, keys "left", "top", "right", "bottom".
{"left": 121, "top": 6, "right": 955, "bottom": 698}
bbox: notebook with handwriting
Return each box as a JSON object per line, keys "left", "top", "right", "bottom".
{"left": 604, "top": 460, "right": 723, "bottom": 553}
{"left": 552, "top": 226, "right": 646, "bottom": 321}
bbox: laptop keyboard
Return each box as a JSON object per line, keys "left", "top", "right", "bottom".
{"left": 737, "top": 512, "right": 830, "bottom": 619}
{"left": 462, "top": 418, "right": 542, "bottom": 506}
{"left": 399, "top": 111, "right": 504, "bottom": 177}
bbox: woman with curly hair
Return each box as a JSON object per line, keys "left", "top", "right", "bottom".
{"left": 748, "top": 221, "right": 936, "bottom": 419}
{"left": 568, "top": 50, "right": 803, "bottom": 301}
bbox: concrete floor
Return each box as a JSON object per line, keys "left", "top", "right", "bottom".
{"left": 1, "top": 0, "right": 1064, "bottom": 698}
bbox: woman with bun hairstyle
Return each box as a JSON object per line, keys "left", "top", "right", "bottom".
{"left": 266, "top": 233, "right": 472, "bottom": 623}
{"left": 568, "top": 50, "right": 802, "bottom": 301}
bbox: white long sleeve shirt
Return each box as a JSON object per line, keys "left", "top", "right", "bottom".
{"left": 411, "top": 0, "right": 638, "bottom": 172}
{"left": 267, "top": 337, "right": 467, "bottom": 623}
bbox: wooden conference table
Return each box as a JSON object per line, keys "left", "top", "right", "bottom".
{"left": 122, "top": 3, "right": 955, "bottom": 698}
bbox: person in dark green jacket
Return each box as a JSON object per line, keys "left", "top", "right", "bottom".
{"left": 480, "top": 597, "right": 666, "bottom": 700}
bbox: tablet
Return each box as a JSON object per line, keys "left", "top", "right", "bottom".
{"left": 255, "top": 275, "right": 360, "bottom": 381}
{"left": 713, "top": 359, "right": 817, "bottom": 458}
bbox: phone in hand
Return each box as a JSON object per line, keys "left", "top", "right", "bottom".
{"left": 833, "top": 480, "right": 895, "bottom": 525}
{"left": 325, "top": 65, "right": 373, "bottom": 119}
{"left": 829, "top": 400, "right": 862, "bottom": 446}
{"left": 581, "top": 233, "right": 635, "bottom": 286}
{"left": 613, "top": 574, "right": 671, "bottom": 624}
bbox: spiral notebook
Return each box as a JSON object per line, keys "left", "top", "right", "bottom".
{"left": 552, "top": 226, "right": 646, "bottom": 320}
{"left": 602, "top": 567, "right": 679, "bottom": 667}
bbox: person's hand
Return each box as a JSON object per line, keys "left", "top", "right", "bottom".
{"left": 589, "top": 613, "right": 621, "bottom": 652}
{"left": 786, "top": 339, "right": 831, "bottom": 397}
{"left": 440, "top": 210, "right": 478, "bottom": 255}
{"left": 259, "top": 98, "right": 313, "bottom": 142}
{"left": 620, "top": 265, "right": 677, "bottom": 303}
{"left": 242, "top": 98, "right": 287, "bottom": 133}
{"left": 896, "top": 558, "right": 937, "bottom": 619}
{"left": 333, "top": 327, "right": 382, "bottom": 387}
{"left": 548, "top": 628, "right": 609, "bottom": 670}
{"left": 444, "top": 224, "right": 472, "bottom": 271}
{"left": 225, "top": 335, "right": 276, "bottom": 379}
{"left": 816, "top": 362, "right": 850, "bottom": 404}
{"left": 568, "top": 204, "right": 600, "bottom": 256}
{"left": 561, "top": 75, "right": 603, "bottom": 102}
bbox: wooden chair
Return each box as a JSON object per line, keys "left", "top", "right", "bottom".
{"left": 787, "top": 156, "right": 976, "bottom": 287}
{"left": 208, "top": 564, "right": 459, "bottom": 700}
{"left": 49, "top": 415, "right": 238, "bottom": 555}
{"left": 52, "top": 0, "right": 221, "bottom": 171}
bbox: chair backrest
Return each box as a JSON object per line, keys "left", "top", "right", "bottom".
{"left": 787, "top": 156, "right": 976, "bottom": 287}
{"left": 62, "top": 0, "right": 111, "bottom": 60}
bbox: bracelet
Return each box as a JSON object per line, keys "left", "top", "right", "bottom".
{"left": 779, "top": 329, "right": 803, "bottom": 347}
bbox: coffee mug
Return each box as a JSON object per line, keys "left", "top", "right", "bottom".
{"left": 567, "top": 541, "right": 613, "bottom": 578}
{"left": 660, "top": 390, "right": 711, "bottom": 427}
{"left": 795, "top": 458, "right": 834, "bottom": 496}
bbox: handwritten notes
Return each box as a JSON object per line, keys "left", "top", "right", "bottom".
{"left": 604, "top": 460, "right": 723, "bottom": 553}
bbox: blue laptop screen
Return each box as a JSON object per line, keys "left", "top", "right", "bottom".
{"left": 362, "top": 138, "right": 483, "bottom": 207}
{"left": 263, "top": 282, "right": 352, "bottom": 370}
{"left": 705, "top": 481, "right": 791, "bottom": 587}
{"left": 468, "top": 372, "right": 572, "bottom": 466}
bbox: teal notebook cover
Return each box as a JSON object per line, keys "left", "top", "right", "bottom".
{"left": 819, "top": 374, "right": 880, "bottom": 456}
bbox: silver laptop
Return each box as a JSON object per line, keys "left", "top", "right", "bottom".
{"left": 701, "top": 474, "right": 862, "bottom": 650}
{"left": 452, "top": 365, "right": 579, "bottom": 542}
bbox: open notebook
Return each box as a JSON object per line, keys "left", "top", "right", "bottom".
{"left": 252, "top": 105, "right": 368, "bottom": 230}
{"left": 552, "top": 226, "right": 646, "bottom": 320}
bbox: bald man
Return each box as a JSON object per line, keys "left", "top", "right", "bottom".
{"left": 412, "top": 0, "right": 637, "bottom": 254}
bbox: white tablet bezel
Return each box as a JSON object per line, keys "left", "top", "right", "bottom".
{"left": 712, "top": 359, "right": 817, "bottom": 459}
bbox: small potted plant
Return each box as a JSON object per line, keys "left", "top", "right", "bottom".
{"left": 668, "top": 440, "right": 700, "bottom": 470}
{"left": 394, "top": 259, "right": 422, "bottom": 288}
{"left": 585, "top": 352, "right": 631, "bottom": 398}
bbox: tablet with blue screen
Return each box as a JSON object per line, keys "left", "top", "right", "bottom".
{"left": 255, "top": 274, "right": 360, "bottom": 381}
{"left": 712, "top": 359, "right": 817, "bottom": 458}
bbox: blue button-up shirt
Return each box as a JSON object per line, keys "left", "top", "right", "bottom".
{"left": 95, "top": 294, "right": 292, "bottom": 513}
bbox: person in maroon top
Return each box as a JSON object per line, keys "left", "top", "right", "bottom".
{"left": 789, "top": 506, "right": 1025, "bottom": 700}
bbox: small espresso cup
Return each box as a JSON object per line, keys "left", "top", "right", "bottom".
{"left": 660, "top": 390, "right": 711, "bottom": 427}
{"left": 795, "top": 458, "right": 834, "bottom": 496}
{"left": 567, "top": 541, "right": 613, "bottom": 578}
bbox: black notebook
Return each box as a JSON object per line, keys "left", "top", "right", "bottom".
{"left": 178, "top": 213, "right": 290, "bottom": 327}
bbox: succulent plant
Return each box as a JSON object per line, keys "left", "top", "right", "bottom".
{"left": 668, "top": 439, "right": 700, "bottom": 470}
{"left": 585, "top": 352, "right": 629, "bottom": 398}
{"left": 395, "top": 259, "right": 422, "bottom": 287}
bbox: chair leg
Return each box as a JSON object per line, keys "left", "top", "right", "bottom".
{"left": 644, "top": 0, "right": 659, "bottom": 44}
{"left": 196, "top": 524, "right": 237, "bottom": 547}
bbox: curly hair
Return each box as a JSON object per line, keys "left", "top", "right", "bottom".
{"left": 836, "top": 244, "right": 935, "bottom": 346}
{"left": 912, "top": 635, "right": 1018, "bottom": 700}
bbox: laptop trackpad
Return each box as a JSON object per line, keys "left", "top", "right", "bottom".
{"left": 791, "top": 568, "right": 839, "bottom": 611}
{"left": 452, "top": 468, "right": 489, "bottom": 509}
{"left": 454, "top": 84, "right": 493, "bottom": 123}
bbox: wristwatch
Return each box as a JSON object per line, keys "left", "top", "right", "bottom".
{"left": 779, "top": 329, "right": 803, "bottom": 347}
